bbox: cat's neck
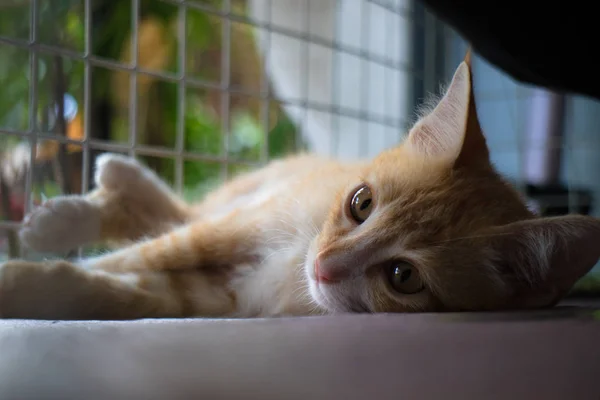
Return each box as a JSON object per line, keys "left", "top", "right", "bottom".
{"left": 229, "top": 238, "right": 325, "bottom": 317}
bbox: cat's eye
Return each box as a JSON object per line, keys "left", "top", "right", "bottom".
{"left": 349, "top": 185, "right": 373, "bottom": 223}
{"left": 387, "top": 262, "right": 424, "bottom": 294}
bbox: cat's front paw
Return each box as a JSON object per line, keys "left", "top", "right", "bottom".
{"left": 19, "top": 196, "right": 101, "bottom": 253}
{"left": 94, "top": 153, "right": 147, "bottom": 191}
{"left": 94, "top": 153, "right": 175, "bottom": 201}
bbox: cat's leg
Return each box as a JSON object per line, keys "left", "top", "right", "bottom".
{"left": 81, "top": 206, "right": 261, "bottom": 274}
{"left": 19, "top": 153, "right": 191, "bottom": 253}
{"left": 0, "top": 205, "right": 261, "bottom": 319}
{"left": 0, "top": 260, "right": 235, "bottom": 319}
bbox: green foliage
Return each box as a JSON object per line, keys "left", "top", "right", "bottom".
{"left": 0, "top": 44, "right": 30, "bottom": 132}
{"left": 185, "top": 97, "right": 222, "bottom": 156}
{"left": 33, "top": 180, "right": 62, "bottom": 201}
{"left": 0, "top": 2, "right": 30, "bottom": 40}
{"left": 187, "top": 7, "right": 219, "bottom": 51}
{"left": 0, "top": 0, "right": 301, "bottom": 201}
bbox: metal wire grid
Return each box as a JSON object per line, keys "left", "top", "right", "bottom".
{"left": 0, "top": 0, "right": 435, "bottom": 259}
{"left": 0, "top": 1, "right": 427, "bottom": 166}
{"left": 330, "top": 0, "right": 413, "bottom": 158}
{"left": 0, "top": 2, "right": 420, "bottom": 129}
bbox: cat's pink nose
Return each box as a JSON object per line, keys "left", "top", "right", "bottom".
{"left": 314, "top": 256, "right": 347, "bottom": 284}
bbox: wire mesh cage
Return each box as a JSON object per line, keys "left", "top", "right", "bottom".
{"left": 0, "top": 0, "right": 599, "bottom": 293}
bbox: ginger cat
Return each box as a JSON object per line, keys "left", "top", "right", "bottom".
{"left": 1, "top": 53, "right": 600, "bottom": 320}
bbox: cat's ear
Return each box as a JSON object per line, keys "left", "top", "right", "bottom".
{"left": 483, "top": 215, "right": 600, "bottom": 308}
{"left": 406, "top": 48, "right": 489, "bottom": 168}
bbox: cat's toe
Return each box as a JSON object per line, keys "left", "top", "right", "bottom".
{"left": 94, "top": 153, "right": 146, "bottom": 191}
{"left": 19, "top": 196, "right": 101, "bottom": 253}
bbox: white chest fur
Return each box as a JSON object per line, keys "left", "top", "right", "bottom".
{"left": 229, "top": 241, "right": 314, "bottom": 317}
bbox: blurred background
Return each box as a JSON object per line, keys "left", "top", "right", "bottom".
{"left": 0, "top": 0, "right": 599, "bottom": 296}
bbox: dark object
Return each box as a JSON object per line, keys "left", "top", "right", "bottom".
{"left": 418, "top": 1, "right": 600, "bottom": 101}
{"left": 524, "top": 183, "right": 593, "bottom": 216}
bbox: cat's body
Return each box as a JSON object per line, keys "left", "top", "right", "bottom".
{"left": 2, "top": 54, "right": 600, "bottom": 320}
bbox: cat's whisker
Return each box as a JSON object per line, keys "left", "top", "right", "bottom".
{"left": 262, "top": 229, "right": 295, "bottom": 244}
{"left": 303, "top": 216, "right": 321, "bottom": 238}
{"left": 262, "top": 245, "right": 297, "bottom": 263}
{"left": 272, "top": 217, "right": 315, "bottom": 245}
{"left": 275, "top": 199, "right": 320, "bottom": 241}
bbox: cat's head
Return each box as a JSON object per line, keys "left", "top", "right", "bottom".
{"left": 305, "top": 51, "right": 600, "bottom": 313}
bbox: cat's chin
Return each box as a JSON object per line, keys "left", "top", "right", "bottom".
{"left": 306, "top": 278, "right": 353, "bottom": 314}
{"left": 306, "top": 277, "right": 336, "bottom": 313}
